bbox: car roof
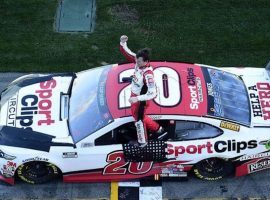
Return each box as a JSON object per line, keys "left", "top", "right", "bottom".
{"left": 105, "top": 61, "right": 250, "bottom": 125}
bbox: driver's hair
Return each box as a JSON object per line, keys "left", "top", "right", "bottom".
{"left": 136, "top": 48, "right": 151, "bottom": 62}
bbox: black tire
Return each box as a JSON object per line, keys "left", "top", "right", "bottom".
{"left": 17, "top": 162, "right": 60, "bottom": 184}
{"left": 193, "top": 158, "right": 233, "bottom": 181}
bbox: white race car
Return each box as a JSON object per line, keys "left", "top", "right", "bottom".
{"left": 1, "top": 61, "right": 270, "bottom": 185}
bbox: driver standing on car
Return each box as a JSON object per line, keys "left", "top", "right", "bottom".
{"left": 119, "top": 35, "right": 167, "bottom": 147}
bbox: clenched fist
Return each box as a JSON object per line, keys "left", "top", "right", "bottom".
{"left": 120, "top": 35, "right": 128, "bottom": 43}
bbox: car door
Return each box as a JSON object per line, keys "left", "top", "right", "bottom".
{"left": 167, "top": 120, "right": 223, "bottom": 163}
{"left": 66, "top": 122, "right": 154, "bottom": 182}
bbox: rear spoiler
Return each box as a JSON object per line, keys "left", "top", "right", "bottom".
{"left": 265, "top": 59, "right": 270, "bottom": 77}
{"left": 266, "top": 59, "right": 270, "bottom": 69}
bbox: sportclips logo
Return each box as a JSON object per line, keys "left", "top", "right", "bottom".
{"left": 16, "top": 80, "right": 56, "bottom": 128}
{"left": 187, "top": 68, "right": 203, "bottom": 110}
{"left": 167, "top": 140, "right": 257, "bottom": 156}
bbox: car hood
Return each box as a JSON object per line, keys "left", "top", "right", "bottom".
{"left": 0, "top": 74, "right": 74, "bottom": 138}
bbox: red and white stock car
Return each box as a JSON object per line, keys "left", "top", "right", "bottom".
{"left": 1, "top": 61, "right": 270, "bottom": 185}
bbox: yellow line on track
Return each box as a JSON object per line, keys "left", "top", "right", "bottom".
{"left": 110, "top": 182, "right": 118, "bottom": 200}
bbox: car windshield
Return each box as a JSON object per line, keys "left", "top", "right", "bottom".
{"left": 69, "top": 65, "right": 113, "bottom": 143}
{"left": 203, "top": 67, "right": 250, "bottom": 125}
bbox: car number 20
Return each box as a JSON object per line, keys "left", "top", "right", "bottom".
{"left": 118, "top": 67, "right": 181, "bottom": 108}
{"left": 103, "top": 151, "right": 153, "bottom": 175}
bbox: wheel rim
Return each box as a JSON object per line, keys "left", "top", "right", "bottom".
{"left": 24, "top": 162, "right": 51, "bottom": 179}
{"left": 200, "top": 158, "right": 224, "bottom": 174}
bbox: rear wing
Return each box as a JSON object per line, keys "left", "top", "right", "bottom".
{"left": 266, "top": 59, "right": 270, "bottom": 76}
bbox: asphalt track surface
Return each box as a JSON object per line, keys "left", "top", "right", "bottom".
{"left": 1, "top": 73, "right": 270, "bottom": 199}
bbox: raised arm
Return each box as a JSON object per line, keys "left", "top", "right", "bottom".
{"left": 119, "top": 35, "right": 136, "bottom": 63}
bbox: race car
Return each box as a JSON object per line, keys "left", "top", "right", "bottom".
{"left": 1, "top": 61, "right": 270, "bottom": 185}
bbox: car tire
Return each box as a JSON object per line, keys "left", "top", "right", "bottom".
{"left": 17, "top": 162, "right": 60, "bottom": 184}
{"left": 193, "top": 158, "right": 233, "bottom": 181}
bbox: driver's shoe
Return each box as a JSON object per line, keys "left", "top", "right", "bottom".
{"left": 132, "top": 141, "right": 147, "bottom": 148}
{"left": 138, "top": 142, "right": 147, "bottom": 148}
{"left": 157, "top": 126, "right": 168, "bottom": 140}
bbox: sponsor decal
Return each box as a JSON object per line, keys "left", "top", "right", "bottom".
{"left": 161, "top": 164, "right": 184, "bottom": 174}
{"left": 248, "top": 158, "right": 270, "bottom": 173}
{"left": 62, "top": 152, "right": 78, "bottom": 158}
{"left": 167, "top": 140, "right": 257, "bottom": 156}
{"left": 161, "top": 165, "right": 185, "bottom": 177}
{"left": 81, "top": 143, "right": 94, "bottom": 148}
{"left": 135, "top": 120, "right": 146, "bottom": 144}
{"left": 150, "top": 115, "right": 162, "bottom": 120}
{"left": 1, "top": 161, "right": 16, "bottom": 177}
{"left": 187, "top": 68, "right": 196, "bottom": 86}
{"left": 7, "top": 97, "right": 17, "bottom": 127}
{"left": 16, "top": 80, "right": 56, "bottom": 128}
{"left": 259, "top": 140, "right": 270, "bottom": 149}
{"left": 189, "top": 90, "right": 198, "bottom": 108}
{"left": 148, "top": 78, "right": 154, "bottom": 84}
{"left": 187, "top": 68, "right": 203, "bottom": 110}
{"left": 249, "top": 83, "right": 270, "bottom": 120}
{"left": 98, "top": 68, "right": 110, "bottom": 108}
{"left": 238, "top": 152, "right": 270, "bottom": 161}
{"left": 207, "top": 83, "right": 214, "bottom": 97}
{"left": 194, "top": 168, "right": 222, "bottom": 180}
{"left": 214, "top": 140, "right": 257, "bottom": 153}
{"left": 22, "top": 157, "right": 49, "bottom": 163}
{"left": 0, "top": 150, "right": 16, "bottom": 160}
{"left": 196, "top": 77, "right": 203, "bottom": 102}
{"left": 220, "top": 121, "right": 240, "bottom": 132}
{"left": 167, "top": 142, "right": 213, "bottom": 156}
{"left": 266, "top": 140, "right": 270, "bottom": 150}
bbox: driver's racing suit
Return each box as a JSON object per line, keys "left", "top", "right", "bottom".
{"left": 120, "top": 41, "right": 160, "bottom": 146}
